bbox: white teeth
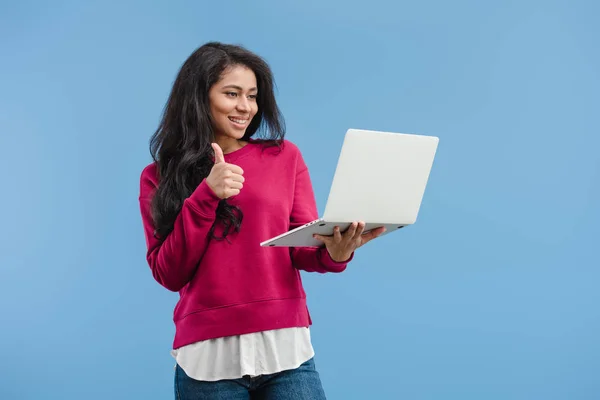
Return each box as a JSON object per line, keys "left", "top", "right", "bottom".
{"left": 229, "top": 118, "right": 247, "bottom": 124}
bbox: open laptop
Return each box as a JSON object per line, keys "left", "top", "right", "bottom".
{"left": 260, "top": 129, "right": 439, "bottom": 247}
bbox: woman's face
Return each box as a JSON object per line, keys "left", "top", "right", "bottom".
{"left": 209, "top": 64, "right": 258, "bottom": 143}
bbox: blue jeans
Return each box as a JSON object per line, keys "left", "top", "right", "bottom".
{"left": 174, "top": 357, "right": 327, "bottom": 400}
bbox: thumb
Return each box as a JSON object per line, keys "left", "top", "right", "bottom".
{"left": 212, "top": 143, "right": 225, "bottom": 164}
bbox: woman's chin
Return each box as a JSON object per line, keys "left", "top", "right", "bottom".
{"left": 216, "top": 130, "right": 247, "bottom": 141}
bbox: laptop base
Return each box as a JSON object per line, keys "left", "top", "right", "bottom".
{"left": 260, "top": 221, "right": 405, "bottom": 247}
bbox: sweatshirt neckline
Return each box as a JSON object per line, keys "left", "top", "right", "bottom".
{"left": 223, "top": 140, "right": 259, "bottom": 162}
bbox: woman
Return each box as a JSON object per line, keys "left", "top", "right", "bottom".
{"left": 139, "top": 42, "right": 385, "bottom": 399}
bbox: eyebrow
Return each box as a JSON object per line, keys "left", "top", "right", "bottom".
{"left": 221, "top": 84, "right": 258, "bottom": 92}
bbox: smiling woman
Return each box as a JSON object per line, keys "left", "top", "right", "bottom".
{"left": 138, "top": 42, "right": 382, "bottom": 400}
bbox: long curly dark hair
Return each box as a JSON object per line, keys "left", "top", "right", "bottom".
{"left": 149, "top": 42, "right": 285, "bottom": 240}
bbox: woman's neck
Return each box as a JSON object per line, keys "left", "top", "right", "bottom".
{"left": 215, "top": 137, "right": 247, "bottom": 154}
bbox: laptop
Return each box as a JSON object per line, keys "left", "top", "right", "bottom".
{"left": 260, "top": 129, "right": 439, "bottom": 247}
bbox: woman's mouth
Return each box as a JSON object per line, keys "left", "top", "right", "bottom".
{"left": 228, "top": 116, "right": 249, "bottom": 128}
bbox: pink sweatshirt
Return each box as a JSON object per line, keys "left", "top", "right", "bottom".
{"left": 139, "top": 140, "right": 353, "bottom": 349}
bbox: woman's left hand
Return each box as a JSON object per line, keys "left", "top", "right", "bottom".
{"left": 313, "top": 222, "right": 386, "bottom": 262}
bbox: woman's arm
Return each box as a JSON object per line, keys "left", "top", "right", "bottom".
{"left": 139, "top": 167, "right": 221, "bottom": 291}
{"left": 288, "top": 158, "right": 354, "bottom": 273}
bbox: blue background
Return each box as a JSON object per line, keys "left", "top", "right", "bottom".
{"left": 1, "top": 1, "right": 599, "bottom": 399}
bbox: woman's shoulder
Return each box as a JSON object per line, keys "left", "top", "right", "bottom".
{"left": 282, "top": 139, "right": 302, "bottom": 154}
{"left": 139, "top": 162, "right": 159, "bottom": 196}
{"left": 141, "top": 162, "right": 158, "bottom": 180}
{"left": 252, "top": 139, "right": 310, "bottom": 173}
{"left": 252, "top": 138, "right": 302, "bottom": 157}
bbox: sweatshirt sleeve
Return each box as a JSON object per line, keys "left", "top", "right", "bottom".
{"left": 289, "top": 151, "right": 354, "bottom": 273}
{"left": 139, "top": 165, "right": 221, "bottom": 291}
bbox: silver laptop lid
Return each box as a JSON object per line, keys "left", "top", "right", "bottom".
{"left": 322, "top": 129, "right": 439, "bottom": 225}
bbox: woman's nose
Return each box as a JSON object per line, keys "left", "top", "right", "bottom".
{"left": 236, "top": 97, "right": 250, "bottom": 111}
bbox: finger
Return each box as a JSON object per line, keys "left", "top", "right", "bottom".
{"left": 361, "top": 227, "right": 386, "bottom": 244}
{"left": 353, "top": 221, "right": 366, "bottom": 239}
{"left": 313, "top": 234, "right": 331, "bottom": 245}
{"left": 229, "top": 172, "right": 245, "bottom": 183}
{"left": 345, "top": 222, "right": 357, "bottom": 238}
{"left": 228, "top": 164, "right": 244, "bottom": 175}
{"left": 227, "top": 180, "right": 243, "bottom": 190}
{"left": 225, "top": 188, "right": 241, "bottom": 198}
{"left": 333, "top": 226, "right": 343, "bottom": 243}
{"left": 212, "top": 143, "right": 225, "bottom": 164}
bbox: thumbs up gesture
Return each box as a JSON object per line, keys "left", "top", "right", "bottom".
{"left": 205, "top": 143, "right": 245, "bottom": 199}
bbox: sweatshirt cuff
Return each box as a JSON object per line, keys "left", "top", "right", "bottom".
{"left": 319, "top": 247, "right": 354, "bottom": 270}
{"left": 185, "top": 180, "right": 221, "bottom": 217}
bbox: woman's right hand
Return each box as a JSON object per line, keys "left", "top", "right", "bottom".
{"left": 205, "top": 143, "right": 245, "bottom": 199}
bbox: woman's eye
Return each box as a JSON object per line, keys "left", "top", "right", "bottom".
{"left": 248, "top": 95, "right": 257, "bottom": 100}
{"left": 226, "top": 92, "right": 237, "bottom": 97}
